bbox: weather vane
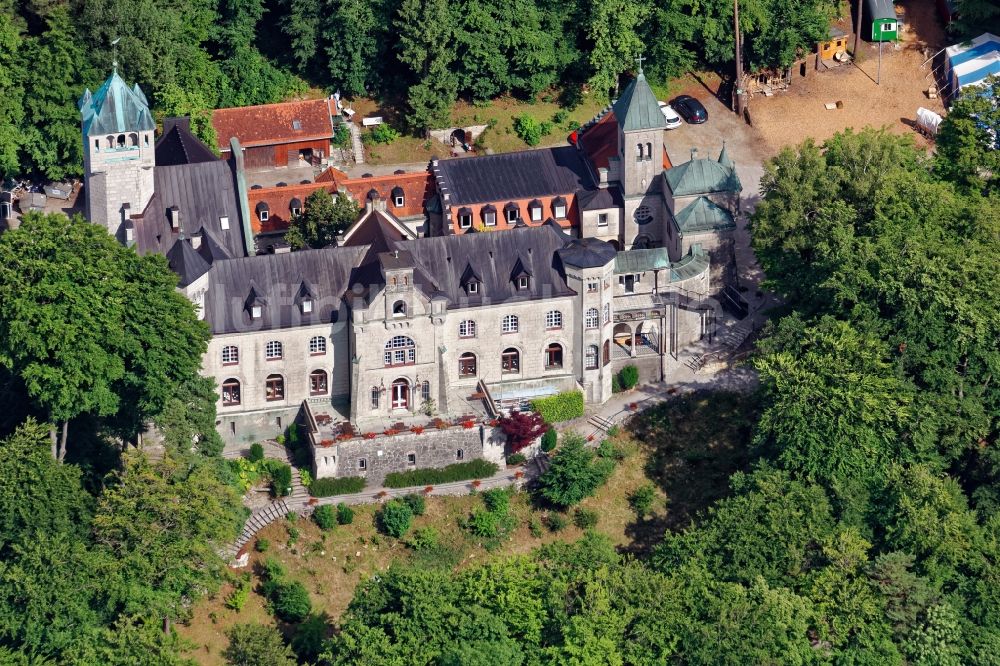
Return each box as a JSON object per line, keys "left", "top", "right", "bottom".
{"left": 111, "top": 37, "right": 120, "bottom": 73}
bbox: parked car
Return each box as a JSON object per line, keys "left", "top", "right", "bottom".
{"left": 673, "top": 95, "right": 708, "bottom": 124}
{"left": 657, "top": 102, "right": 683, "bottom": 129}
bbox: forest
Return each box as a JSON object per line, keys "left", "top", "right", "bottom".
{"left": 1, "top": 0, "right": 994, "bottom": 182}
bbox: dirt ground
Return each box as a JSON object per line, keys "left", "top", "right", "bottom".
{"left": 749, "top": 0, "right": 947, "bottom": 155}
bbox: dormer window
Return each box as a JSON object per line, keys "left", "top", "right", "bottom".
{"left": 301, "top": 299, "right": 313, "bottom": 314}
{"left": 255, "top": 201, "right": 270, "bottom": 222}
{"left": 504, "top": 202, "right": 519, "bottom": 223}
{"left": 168, "top": 206, "right": 180, "bottom": 230}
{"left": 220, "top": 216, "right": 230, "bottom": 230}
{"left": 458, "top": 207, "right": 473, "bottom": 229}
{"left": 251, "top": 305, "right": 262, "bottom": 319}
{"left": 391, "top": 186, "right": 405, "bottom": 208}
{"left": 295, "top": 281, "right": 316, "bottom": 315}
{"left": 467, "top": 281, "right": 479, "bottom": 294}
{"left": 290, "top": 197, "right": 302, "bottom": 217}
{"left": 552, "top": 197, "right": 567, "bottom": 219}
{"left": 482, "top": 204, "right": 496, "bottom": 226}
{"left": 246, "top": 282, "right": 266, "bottom": 320}
{"left": 528, "top": 199, "right": 543, "bottom": 222}
{"left": 517, "top": 276, "right": 529, "bottom": 290}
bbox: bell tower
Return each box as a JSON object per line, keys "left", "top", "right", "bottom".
{"left": 79, "top": 64, "right": 156, "bottom": 241}
{"left": 615, "top": 59, "right": 667, "bottom": 197}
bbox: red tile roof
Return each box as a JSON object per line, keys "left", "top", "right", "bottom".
{"left": 213, "top": 99, "right": 335, "bottom": 151}
{"left": 579, "top": 111, "right": 619, "bottom": 171}
{"left": 246, "top": 170, "right": 433, "bottom": 235}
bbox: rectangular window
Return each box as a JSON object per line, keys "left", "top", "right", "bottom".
{"left": 259, "top": 210, "right": 269, "bottom": 222}
{"left": 468, "top": 282, "right": 479, "bottom": 294}
{"left": 554, "top": 204, "right": 567, "bottom": 219}
{"left": 517, "top": 276, "right": 529, "bottom": 290}
{"left": 587, "top": 281, "right": 598, "bottom": 293}
{"left": 598, "top": 213, "right": 608, "bottom": 227}
{"left": 406, "top": 453, "right": 416, "bottom": 465}
{"left": 484, "top": 212, "right": 496, "bottom": 226}
{"left": 358, "top": 458, "right": 367, "bottom": 471}
{"left": 456, "top": 449, "right": 464, "bottom": 460}
{"left": 459, "top": 214, "right": 472, "bottom": 229}
{"left": 395, "top": 196, "right": 405, "bottom": 207}
{"left": 371, "top": 387, "right": 380, "bottom": 409}
{"left": 291, "top": 207, "right": 300, "bottom": 216}
{"left": 301, "top": 299, "right": 313, "bottom": 314}
{"left": 530, "top": 207, "right": 542, "bottom": 222}
{"left": 384, "top": 350, "right": 392, "bottom": 365}
{"left": 506, "top": 208, "right": 518, "bottom": 223}
{"left": 251, "top": 305, "right": 262, "bottom": 319}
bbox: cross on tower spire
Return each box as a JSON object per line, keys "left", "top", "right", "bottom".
{"left": 111, "top": 37, "right": 120, "bottom": 74}
{"left": 635, "top": 54, "right": 645, "bottom": 75}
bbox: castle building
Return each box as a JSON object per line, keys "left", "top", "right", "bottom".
{"left": 79, "top": 66, "right": 740, "bottom": 484}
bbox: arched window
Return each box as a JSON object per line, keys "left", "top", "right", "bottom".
{"left": 309, "top": 369, "right": 328, "bottom": 395}
{"left": 221, "top": 345, "right": 239, "bottom": 365}
{"left": 585, "top": 308, "right": 599, "bottom": 329}
{"left": 633, "top": 234, "right": 651, "bottom": 248}
{"left": 391, "top": 378, "right": 409, "bottom": 410}
{"left": 265, "top": 374, "right": 284, "bottom": 401}
{"left": 545, "top": 310, "right": 562, "bottom": 329}
{"left": 585, "top": 345, "right": 599, "bottom": 370}
{"left": 646, "top": 142, "right": 653, "bottom": 159}
{"left": 371, "top": 386, "right": 380, "bottom": 409}
{"left": 545, "top": 343, "right": 563, "bottom": 369}
{"left": 459, "top": 352, "right": 477, "bottom": 377}
{"left": 603, "top": 303, "right": 611, "bottom": 323}
{"left": 501, "top": 315, "right": 518, "bottom": 333}
{"left": 117, "top": 134, "right": 126, "bottom": 148}
{"left": 421, "top": 381, "right": 430, "bottom": 402}
{"left": 222, "top": 378, "right": 241, "bottom": 405}
{"left": 309, "top": 336, "right": 327, "bottom": 355}
{"left": 129, "top": 133, "right": 139, "bottom": 147}
{"left": 144, "top": 134, "right": 149, "bottom": 146}
{"left": 106, "top": 135, "right": 114, "bottom": 148}
{"left": 265, "top": 340, "right": 283, "bottom": 360}
{"left": 636, "top": 143, "right": 643, "bottom": 159}
{"left": 392, "top": 300, "right": 406, "bottom": 317}
{"left": 384, "top": 336, "right": 415, "bottom": 366}
{"left": 501, "top": 348, "right": 520, "bottom": 374}
{"left": 603, "top": 340, "right": 610, "bottom": 366}
{"left": 459, "top": 319, "right": 476, "bottom": 338}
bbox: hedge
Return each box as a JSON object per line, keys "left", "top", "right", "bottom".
{"left": 310, "top": 476, "right": 366, "bottom": 497}
{"left": 530, "top": 390, "right": 584, "bottom": 423}
{"left": 383, "top": 459, "right": 499, "bottom": 488}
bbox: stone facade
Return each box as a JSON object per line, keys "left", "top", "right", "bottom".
{"left": 309, "top": 425, "right": 505, "bottom": 486}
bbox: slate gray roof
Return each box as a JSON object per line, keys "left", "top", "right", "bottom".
{"left": 166, "top": 238, "right": 212, "bottom": 287}
{"left": 578, "top": 186, "right": 624, "bottom": 211}
{"left": 134, "top": 160, "right": 247, "bottom": 259}
{"left": 558, "top": 237, "right": 618, "bottom": 269}
{"left": 79, "top": 70, "right": 155, "bottom": 136}
{"left": 155, "top": 117, "right": 218, "bottom": 167}
{"left": 435, "top": 146, "right": 593, "bottom": 205}
{"left": 673, "top": 196, "right": 737, "bottom": 233}
{"left": 613, "top": 72, "right": 667, "bottom": 132}
{"left": 392, "top": 225, "right": 578, "bottom": 308}
{"left": 203, "top": 245, "right": 369, "bottom": 335}
{"left": 664, "top": 152, "right": 742, "bottom": 196}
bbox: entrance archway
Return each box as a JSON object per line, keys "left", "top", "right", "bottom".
{"left": 391, "top": 378, "right": 410, "bottom": 410}
{"left": 613, "top": 323, "right": 634, "bottom": 358}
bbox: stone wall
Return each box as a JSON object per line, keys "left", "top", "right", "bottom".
{"left": 312, "top": 425, "right": 504, "bottom": 486}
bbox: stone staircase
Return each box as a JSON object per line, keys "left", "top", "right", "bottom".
{"left": 684, "top": 320, "right": 755, "bottom": 373}
{"left": 349, "top": 123, "right": 365, "bottom": 165}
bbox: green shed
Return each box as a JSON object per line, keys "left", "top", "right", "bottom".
{"left": 863, "top": 0, "right": 899, "bottom": 41}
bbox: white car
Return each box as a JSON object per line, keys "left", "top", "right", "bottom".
{"left": 658, "top": 101, "right": 682, "bottom": 129}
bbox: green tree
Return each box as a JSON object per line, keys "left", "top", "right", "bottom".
{"left": 935, "top": 77, "right": 1000, "bottom": 194}
{"left": 223, "top": 623, "right": 296, "bottom": 666}
{"left": 156, "top": 83, "right": 217, "bottom": 149}
{"left": 324, "top": 0, "right": 386, "bottom": 96}
{"left": 378, "top": 499, "right": 414, "bottom": 537}
{"left": 91, "top": 452, "right": 243, "bottom": 619}
{"left": 0, "top": 15, "right": 25, "bottom": 179}
{"left": 285, "top": 189, "right": 361, "bottom": 249}
{"left": 585, "top": 0, "right": 647, "bottom": 99}
{"left": 395, "top": 0, "right": 458, "bottom": 132}
{"left": 628, "top": 483, "right": 657, "bottom": 520}
{"left": 537, "top": 434, "right": 615, "bottom": 508}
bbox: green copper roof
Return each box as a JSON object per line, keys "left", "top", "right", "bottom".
{"left": 79, "top": 69, "right": 155, "bottom": 137}
{"left": 663, "top": 150, "right": 742, "bottom": 196}
{"left": 615, "top": 247, "right": 671, "bottom": 274}
{"left": 613, "top": 72, "right": 667, "bottom": 132}
{"left": 673, "top": 196, "right": 736, "bottom": 234}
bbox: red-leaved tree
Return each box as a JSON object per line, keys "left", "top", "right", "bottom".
{"left": 498, "top": 410, "right": 547, "bottom": 453}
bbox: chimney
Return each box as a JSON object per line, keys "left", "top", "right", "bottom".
{"left": 168, "top": 206, "right": 180, "bottom": 230}
{"left": 191, "top": 230, "right": 202, "bottom": 250}
{"left": 598, "top": 167, "right": 609, "bottom": 185}
{"left": 690, "top": 147, "right": 698, "bottom": 161}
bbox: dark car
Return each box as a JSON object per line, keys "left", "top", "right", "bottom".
{"left": 673, "top": 95, "right": 708, "bottom": 124}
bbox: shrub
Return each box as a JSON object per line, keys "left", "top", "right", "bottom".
{"left": 498, "top": 410, "right": 547, "bottom": 453}
{"left": 552, "top": 109, "right": 568, "bottom": 124}
{"left": 273, "top": 580, "right": 312, "bottom": 623}
{"left": 286, "top": 525, "right": 299, "bottom": 545}
{"left": 506, "top": 453, "right": 527, "bottom": 466}
{"left": 611, "top": 374, "right": 623, "bottom": 393}
{"left": 618, "top": 365, "right": 639, "bottom": 390}
{"left": 248, "top": 442, "right": 264, "bottom": 463}
{"left": 261, "top": 558, "right": 286, "bottom": 582}
{"left": 482, "top": 488, "right": 510, "bottom": 515}
{"left": 547, "top": 512, "right": 569, "bottom": 532}
{"left": 401, "top": 493, "right": 426, "bottom": 516}
{"left": 299, "top": 468, "right": 312, "bottom": 488}
{"left": 332, "top": 124, "right": 351, "bottom": 148}
{"left": 513, "top": 114, "right": 543, "bottom": 146}
{"left": 531, "top": 391, "right": 584, "bottom": 423}
{"left": 225, "top": 577, "right": 251, "bottom": 611}
{"left": 597, "top": 439, "right": 619, "bottom": 460}
{"left": 529, "top": 515, "right": 544, "bottom": 537}
{"left": 383, "top": 460, "right": 499, "bottom": 488}
{"left": 255, "top": 538, "right": 269, "bottom": 553}
{"left": 291, "top": 614, "right": 328, "bottom": 664}
{"left": 628, "top": 483, "right": 657, "bottom": 520}
{"left": 312, "top": 505, "right": 336, "bottom": 530}
{"left": 224, "top": 624, "right": 296, "bottom": 666}
{"left": 467, "top": 507, "right": 502, "bottom": 538}
{"left": 270, "top": 462, "right": 292, "bottom": 497}
{"left": 378, "top": 499, "right": 413, "bottom": 538}
{"left": 573, "top": 507, "right": 599, "bottom": 529}
{"left": 310, "top": 476, "right": 366, "bottom": 497}
{"left": 336, "top": 502, "right": 354, "bottom": 525}
{"left": 407, "top": 526, "right": 439, "bottom": 551}
{"left": 366, "top": 123, "right": 399, "bottom": 145}
{"left": 541, "top": 428, "right": 557, "bottom": 452}
{"left": 537, "top": 434, "right": 615, "bottom": 508}
{"left": 539, "top": 121, "right": 554, "bottom": 137}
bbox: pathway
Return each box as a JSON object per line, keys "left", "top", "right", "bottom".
{"left": 348, "top": 123, "right": 365, "bottom": 165}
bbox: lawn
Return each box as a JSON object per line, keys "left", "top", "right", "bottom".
{"left": 178, "top": 389, "right": 756, "bottom": 663}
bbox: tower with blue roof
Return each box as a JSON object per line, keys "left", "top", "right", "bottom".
{"left": 78, "top": 65, "right": 156, "bottom": 239}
